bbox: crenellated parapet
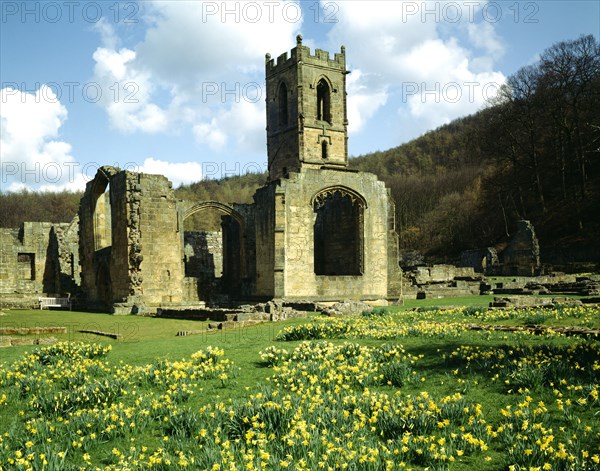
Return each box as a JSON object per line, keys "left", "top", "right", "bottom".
{"left": 265, "top": 35, "right": 346, "bottom": 78}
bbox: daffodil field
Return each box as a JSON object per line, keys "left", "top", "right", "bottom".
{"left": 0, "top": 304, "right": 599, "bottom": 470}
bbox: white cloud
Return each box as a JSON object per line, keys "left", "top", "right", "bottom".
{"left": 346, "top": 70, "right": 388, "bottom": 133}
{"left": 467, "top": 21, "right": 505, "bottom": 71}
{"left": 0, "top": 86, "right": 83, "bottom": 192}
{"left": 193, "top": 121, "right": 228, "bottom": 151}
{"left": 324, "top": 0, "right": 507, "bottom": 138}
{"left": 193, "top": 98, "right": 265, "bottom": 153}
{"left": 136, "top": 1, "right": 301, "bottom": 84}
{"left": 92, "top": 28, "right": 169, "bottom": 133}
{"left": 93, "top": 17, "right": 120, "bottom": 51}
{"left": 90, "top": 1, "right": 299, "bottom": 158}
{"left": 138, "top": 157, "right": 203, "bottom": 187}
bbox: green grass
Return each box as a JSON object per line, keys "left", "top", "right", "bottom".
{"left": 0, "top": 309, "right": 312, "bottom": 384}
{"left": 393, "top": 294, "right": 496, "bottom": 310}
{"left": 0, "top": 306, "right": 598, "bottom": 470}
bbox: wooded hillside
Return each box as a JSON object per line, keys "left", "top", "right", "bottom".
{"left": 1, "top": 35, "right": 598, "bottom": 262}
{"left": 351, "top": 34, "right": 600, "bottom": 261}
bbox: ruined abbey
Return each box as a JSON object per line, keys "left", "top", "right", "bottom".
{"left": 1, "top": 37, "right": 404, "bottom": 313}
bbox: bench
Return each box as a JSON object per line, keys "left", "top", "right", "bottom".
{"left": 39, "top": 297, "right": 72, "bottom": 310}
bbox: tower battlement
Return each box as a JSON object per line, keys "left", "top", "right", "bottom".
{"left": 265, "top": 35, "right": 345, "bottom": 77}
{"left": 265, "top": 34, "right": 349, "bottom": 181}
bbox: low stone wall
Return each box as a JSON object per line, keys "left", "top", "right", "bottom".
{"left": 0, "top": 326, "right": 67, "bottom": 335}
{"left": 0, "top": 336, "right": 58, "bottom": 347}
{"left": 411, "top": 265, "right": 481, "bottom": 285}
{"left": 0, "top": 294, "right": 42, "bottom": 309}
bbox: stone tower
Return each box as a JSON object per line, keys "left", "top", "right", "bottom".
{"left": 249, "top": 38, "right": 402, "bottom": 300}
{"left": 265, "top": 34, "right": 349, "bottom": 180}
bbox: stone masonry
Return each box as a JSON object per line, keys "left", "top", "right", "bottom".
{"left": 249, "top": 36, "right": 401, "bottom": 300}
{"left": 78, "top": 167, "right": 184, "bottom": 312}
{"left": 1, "top": 38, "right": 403, "bottom": 311}
{"left": 502, "top": 220, "right": 541, "bottom": 276}
{"left": 0, "top": 220, "right": 79, "bottom": 307}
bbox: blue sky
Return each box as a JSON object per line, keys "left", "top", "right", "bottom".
{"left": 1, "top": 0, "right": 599, "bottom": 192}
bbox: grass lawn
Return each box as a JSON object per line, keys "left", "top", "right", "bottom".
{"left": 0, "top": 304, "right": 598, "bottom": 470}
{"left": 394, "top": 295, "right": 497, "bottom": 310}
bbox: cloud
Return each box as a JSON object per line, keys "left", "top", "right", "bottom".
{"left": 346, "top": 70, "right": 388, "bottom": 133}
{"left": 324, "top": 0, "right": 507, "bottom": 137}
{"left": 90, "top": 1, "right": 299, "bottom": 161}
{"left": 92, "top": 21, "right": 169, "bottom": 134}
{"left": 193, "top": 100, "right": 264, "bottom": 152}
{"left": 467, "top": 21, "right": 505, "bottom": 71}
{"left": 0, "top": 86, "right": 83, "bottom": 192}
{"left": 137, "top": 157, "right": 203, "bottom": 187}
{"left": 136, "top": 1, "right": 301, "bottom": 85}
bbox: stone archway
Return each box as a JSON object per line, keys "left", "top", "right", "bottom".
{"left": 183, "top": 201, "right": 245, "bottom": 230}
{"left": 181, "top": 202, "right": 246, "bottom": 301}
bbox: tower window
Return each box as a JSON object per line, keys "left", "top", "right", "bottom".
{"left": 321, "top": 140, "right": 328, "bottom": 159}
{"left": 278, "top": 82, "right": 288, "bottom": 127}
{"left": 316, "top": 79, "right": 331, "bottom": 123}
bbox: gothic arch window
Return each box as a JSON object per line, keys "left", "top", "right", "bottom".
{"left": 313, "top": 187, "right": 365, "bottom": 276}
{"left": 278, "top": 82, "right": 288, "bottom": 127}
{"left": 316, "top": 78, "right": 331, "bottom": 123}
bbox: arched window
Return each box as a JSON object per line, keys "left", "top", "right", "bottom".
{"left": 321, "top": 140, "right": 328, "bottom": 159}
{"left": 313, "top": 188, "right": 364, "bottom": 276}
{"left": 91, "top": 177, "right": 112, "bottom": 251}
{"left": 278, "top": 82, "right": 288, "bottom": 127}
{"left": 316, "top": 78, "right": 331, "bottom": 123}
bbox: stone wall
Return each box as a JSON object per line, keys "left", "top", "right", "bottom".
{"left": 248, "top": 167, "right": 393, "bottom": 301}
{"left": 502, "top": 220, "right": 541, "bottom": 276}
{"left": 386, "top": 194, "right": 403, "bottom": 298}
{"left": 0, "top": 220, "right": 79, "bottom": 301}
{"left": 411, "top": 265, "right": 480, "bottom": 285}
{"left": 459, "top": 247, "right": 499, "bottom": 274}
{"left": 183, "top": 231, "right": 223, "bottom": 302}
{"left": 251, "top": 184, "right": 276, "bottom": 297}
{"left": 0, "top": 223, "right": 50, "bottom": 295}
{"left": 79, "top": 166, "right": 118, "bottom": 306}
{"left": 2, "top": 166, "right": 401, "bottom": 307}
{"left": 79, "top": 167, "right": 184, "bottom": 311}
{"left": 136, "top": 172, "right": 183, "bottom": 305}
{"left": 184, "top": 231, "right": 223, "bottom": 278}
{"left": 265, "top": 36, "right": 348, "bottom": 181}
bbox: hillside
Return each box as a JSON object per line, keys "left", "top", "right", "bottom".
{"left": 351, "top": 35, "right": 600, "bottom": 263}
{"left": 1, "top": 35, "right": 598, "bottom": 265}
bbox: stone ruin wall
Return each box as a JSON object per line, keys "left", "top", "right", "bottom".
{"left": 135, "top": 172, "right": 183, "bottom": 305}
{"left": 458, "top": 220, "right": 541, "bottom": 276}
{"left": 182, "top": 231, "right": 223, "bottom": 303}
{"left": 0, "top": 220, "right": 79, "bottom": 307}
{"left": 184, "top": 231, "right": 223, "bottom": 278}
{"left": 248, "top": 168, "right": 401, "bottom": 301}
{"left": 1, "top": 166, "right": 402, "bottom": 308}
{"left": 502, "top": 220, "right": 541, "bottom": 276}
{"left": 78, "top": 168, "right": 184, "bottom": 311}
